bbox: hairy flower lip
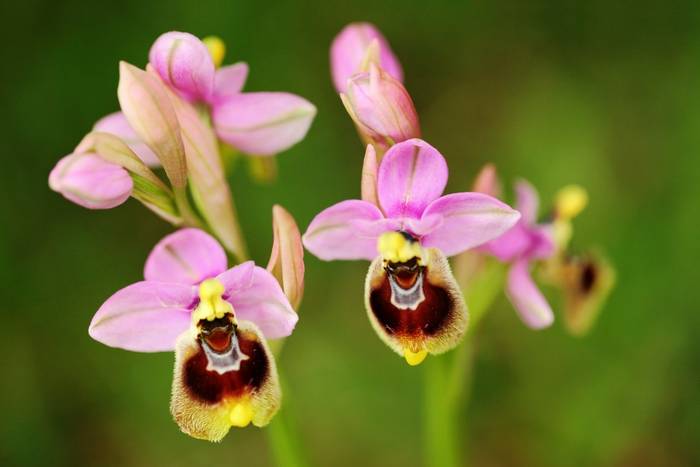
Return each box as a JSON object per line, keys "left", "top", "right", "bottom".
{"left": 172, "top": 321, "right": 281, "bottom": 441}
{"left": 365, "top": 248, "right": 468, "bottom": 362}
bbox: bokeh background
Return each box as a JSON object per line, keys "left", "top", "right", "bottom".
{"left": 2, "top": 1, "right": 699, "bottom": 466}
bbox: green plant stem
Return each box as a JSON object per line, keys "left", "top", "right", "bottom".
{"left": 424, "top": 356, "right": 462, "bottom": 467}
{"left": 423, "top": 259, "right": 505, "bottom": 467}
{"left": 267, "top": 373, "right": 309, "bottom": 467}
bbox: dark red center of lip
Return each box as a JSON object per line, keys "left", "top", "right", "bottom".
{"left": 184, "top": 329, "right": 269, "bottom": 404}
{"left": 371, "top": 263, "right": 452, "bottom": 337}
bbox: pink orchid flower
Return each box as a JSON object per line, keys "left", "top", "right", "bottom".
{"left": 149, "top": 31, "right": 316, "bottom": 156}
{"left": 482, "top": 180, "right": 556, "bottom": 329}
{"left": 303, "top": 139, "right": 520, "bottom": 365}
{"left": 330, "top": 22, "right": 403, "bottom": 93}
{"left": 89, "top": 228, "right": 297, "bottom": 441}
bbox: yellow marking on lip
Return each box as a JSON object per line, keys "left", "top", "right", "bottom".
{"left": 229, "top": 400, "right": 253, "bottom": 427}
{"left": 403, "top": 348, "right": 427, "bottom": 366}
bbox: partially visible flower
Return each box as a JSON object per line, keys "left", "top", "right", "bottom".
{"left": 267, "top": 205, "right": 305, "bottom": 309}
{"left": 89, "top": 228, "right": 298, "bottom": 441}
{"left": 552, "top": 251, "right": 615, "bottom": 336}
{"left": 147, "top": 31, "right": 317, "bottom": 157}
{"left": 340, "top": 63, "right": 420, "bottom": 151}
{"left": 482, "top": 180, "right": 556, "bottom": 329}
{"left": 330, "top": 22, "right": 403, "bottom": 93}
{"left": 93, "top": 112, "right": 160, "bottom": 166}
{"left": 149, "top": 31, "right": 216, "bottom": 102}
{"left": 49, "top": 151, "right": 132, "bottom": 209}
{"left": 303, "top": 139, "right": 520, "bottom": 365}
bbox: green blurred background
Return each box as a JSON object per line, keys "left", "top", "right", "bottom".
{"left": 1, "top": 1, "right": 699, "bottom": 466}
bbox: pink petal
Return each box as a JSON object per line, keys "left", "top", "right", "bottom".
{"left": 419, "top": 192, "right": 521, "bottom": 257}
{"left": 144, "top": 228, "right": 227, "bottom": 285}
{"left": 48, "top": 152, "right": 132, "bottom": 209}
{"left": 330, "top": 22, "right": 403, "bottom": 92}
{"left": 89, "top": 281, "right": 196, "bottom": 352}
{"left": 506, "top": 260, "right": 554, "bottom": 329}
{"left": 212, "top": 92, "right": 317, "bottom": 156}
{"left": 221, "top": 266, "right": 298, "bottom": 339}
{"left": 377, "top": 139, "right": 448, "bottom": 218}
{"left": 148, "top": 31, "right": 215, "bottom": 102}
{"left": 303, "top": 200, "right": 398, "bottom": 261}
{"left": 482, "top": 222, "right": 532, "bottom": 262}
{"left": 212, "top": 62, "right": 249, "bottom": 103}
{"left": 515, "top": 179, "right": 540, "bottom": 225}
{"left": 93, "top": 112, "right": 160, "bottom": 166}
{"left": 216, "top": 261, "right": 256, "bottom": 298}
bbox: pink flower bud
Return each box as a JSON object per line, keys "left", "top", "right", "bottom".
{"left": 331, "top": 22, "right": 403, "bottom": 92}
{"left": 49, "top": 152, "right": 132, "bottom": 209}
{"left": 341, "top": 64, "right": 420, "bottom": 149}
{"left": 267, "top": 205, "right": 305, "bottom": 310}
{"left": 148, "top": 31, "right": 215, "bottom": 102}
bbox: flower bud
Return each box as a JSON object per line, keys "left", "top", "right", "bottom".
{"left": 118, "top": 61, "right": 188, "bottom": 189}
{"left": 341, "top": 64, "right": 420, "bottom": 150}
{"left": 472, "top": 163, "right": 501, "bottom": 198}
{"left": 149, "top": 31, "right": 215, "bottom": 102}
{"left": 267, "top": 205, "right": 305, "bottom": 309}
{"left": 49, "top": 152, "right": 132, "bottom": 209}
{"left": 331, "top": 22, "right": 403, "bottom": 92}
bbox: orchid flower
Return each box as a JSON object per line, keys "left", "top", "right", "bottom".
{"left": 149, "top": 31, "right": 317, "bottom": 157}
{"left": 303, "top": 139, "right": 520, "bottom": 365}
{"left": 89, "top": 228, "right": 298, "bottom": 441}
{"left": 482, "top": 180, "right": 557, "bottom": 329}
{"left": 539, "top": 186, "right": 615, "bottom": 336}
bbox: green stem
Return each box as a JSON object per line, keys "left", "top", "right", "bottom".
{"left": 423, "top": 356, "right": 462, "bottom": 467}
{"left": 267, "top": 373, "right": 309, "bottom": 467}
{"left": 423, "top": 258, "right": 505, "bottom": 467}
